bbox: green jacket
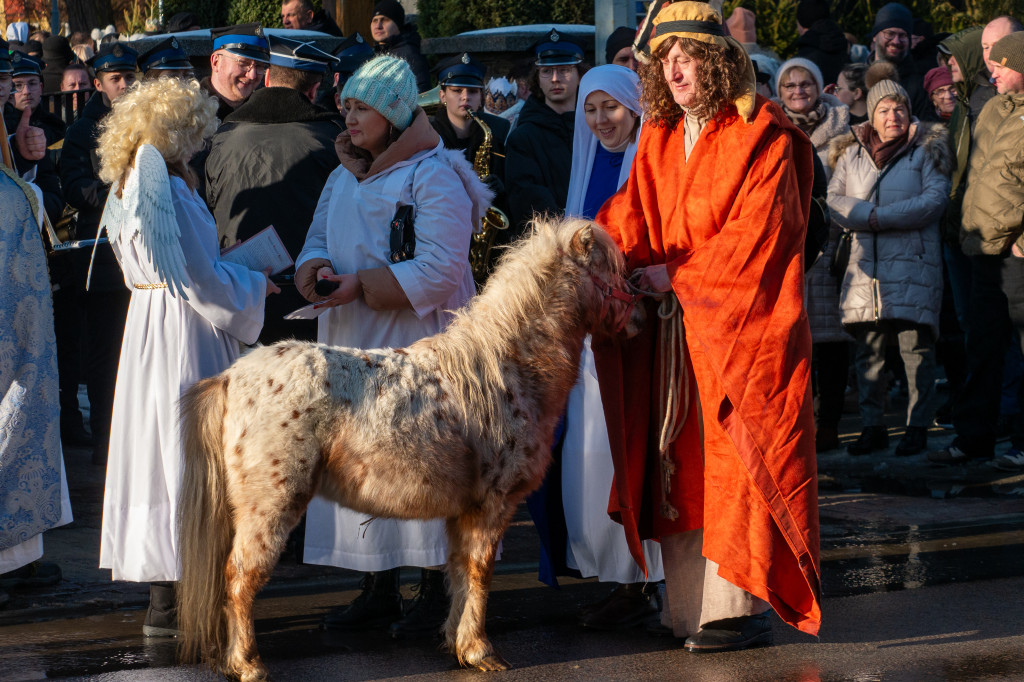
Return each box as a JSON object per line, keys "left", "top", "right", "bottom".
{"left": 940, "top": 27, "right": 986, "bottom": 245}
{"left": 960, "top": 91, "right": 1024, "bottom": 255}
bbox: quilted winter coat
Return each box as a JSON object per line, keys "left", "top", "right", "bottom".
{"left": 826, "top": 120, "right": 952, "bottom": 334}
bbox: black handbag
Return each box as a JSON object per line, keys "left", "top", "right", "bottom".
{"left": 389, "top": 204, "right": 415, "bottom": 263}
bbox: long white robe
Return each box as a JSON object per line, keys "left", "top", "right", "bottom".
{"left": 562, "top": 66, "right": 663, "bottom": 583}
{"left": 99, "top": 176, "right": 266, "bottom": 583}
{"left": 297, "top": 143, "right": 476, "bottom": 572}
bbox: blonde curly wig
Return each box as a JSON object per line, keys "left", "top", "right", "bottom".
{"left": 97, "top": 78, "right": 219, "bottom": 191}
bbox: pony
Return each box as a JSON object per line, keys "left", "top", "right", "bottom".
{"left": 176, "top": 217, "right": 645, "bottom": 681}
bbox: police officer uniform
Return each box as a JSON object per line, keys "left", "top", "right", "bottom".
{"left": 137, "top": 36, "right": 193, "bottom": 78}
{"left": 57, "top": 42, "right": 139, "bottom": 459}
{"left": 202, "top": 23, "right": 270, "bottom": 120}
{"left": 4, "top": 51, "right": 67, "bottom": 146}
{"left": 316, "top": 32, "right": 374, "bottom": 112}
{"left": 504, "top": 29, "right": 584, "bottom": 239}
{"left": 206, "top": 35, "right": 343, "bottom": 344}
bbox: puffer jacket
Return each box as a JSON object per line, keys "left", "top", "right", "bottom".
{"left": 960, "top": 91, "right": 1024, "bottom": 256}
{"left": 827, "top": 121, "right": 952, "bottom": 334}
{"left": 776, "top": 93, "right": 851, "bottom": 342}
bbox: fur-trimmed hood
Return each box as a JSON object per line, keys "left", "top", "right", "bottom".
{"left": 827, "top": 119, "right": 953, "bottom": 176}
{"left": 434, "top": 145, "right": 495, "bottom": 230}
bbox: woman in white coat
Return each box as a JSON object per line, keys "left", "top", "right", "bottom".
{"left": 561, "top": 64, "right": 664, "bottom": 629}
{"left": 294, "top": 55, "right": 490, "bottom": 638}
{"left": 96, "top": 78, "right": 276, "bottom": 636}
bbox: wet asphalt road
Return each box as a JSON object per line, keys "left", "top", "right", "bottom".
{"left": 3, "top": 573, "right": 1023, "bottom": 681}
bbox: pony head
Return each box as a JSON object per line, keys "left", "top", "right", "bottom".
{"left": 560, "top": 219, "right": 646, "bottom": 339}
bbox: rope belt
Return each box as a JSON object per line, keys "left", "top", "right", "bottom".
{"left": 656, "top": 293, "right": 688, "bottom": 521}
{"left": 133, "top": 282, "right": 168, "bottom": 289}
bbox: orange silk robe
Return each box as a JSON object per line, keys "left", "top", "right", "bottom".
{"left": 594, "top": 95, "right": 821, "bottom": 635}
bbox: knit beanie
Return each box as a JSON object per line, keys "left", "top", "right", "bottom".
{"left": 923, "top": 66, "right": 953, "bottom": 95}
{"left": 868, "top": 3, "right": 913, "bottom": 40}
{"left": 989, "top": 31, "right": 1024, "bottom": 75}
{"left": 605, "top": 26, "right": 636, "bottom": 64}
{"left": 867, "top": 79, "right": 910, "bottom": 119}
{"left": 796, "top": 0, "right": 830, "bottom": 29}
{"left": 373, "top": 0, "right": 405, "bottom": 27}
{"left": 340, "top": 55, "right": 417, "bottom": 130}
{"left": 775, "top": 57, "right": 824, "bottom": 96}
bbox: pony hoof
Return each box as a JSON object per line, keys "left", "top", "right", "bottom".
{"left": 473, "top": 654, "right": 511, "bottom": 671}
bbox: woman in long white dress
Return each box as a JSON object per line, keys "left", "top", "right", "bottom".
{"left": 95, "top": 78, "right": 276, "bottom": 635}
{"left": 294, "top": 55, "right": 490, "bottom": 638}
{"left": 562, "top": 64, "right": 664, "bottom": 628}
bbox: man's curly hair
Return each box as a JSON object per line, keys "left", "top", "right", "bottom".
{"left": 639, "top": 36, "right": 749, "bottom": 126}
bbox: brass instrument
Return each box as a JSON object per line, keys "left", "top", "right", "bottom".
{"left": 464, "top": 107, "right": 510, "bottom": 286}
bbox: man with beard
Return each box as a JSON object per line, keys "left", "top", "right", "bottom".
{"left": 57, "top": 43, "right": 138, "bottom": 461}
{"left": 866, "top": 3, "right": 930, "bottom": 115}
{"left": 504, "top": 29, "right": 586, "bottom": 240}
{"left": 206, "top": 35, "right": 343, "bottom": 344}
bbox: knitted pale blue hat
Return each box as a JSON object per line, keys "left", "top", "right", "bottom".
{"left": 340, "top": 55, "right": 417, "bottom": 130}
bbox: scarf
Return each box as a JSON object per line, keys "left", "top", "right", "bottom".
{"left": 334, "top": 107, "right": 440, "bottom": 181}
{"left": 866, "top": 126, "right": 910, "bottom": 169}
{"left": 782, "top": 98, "right": 826, "bottom": 135}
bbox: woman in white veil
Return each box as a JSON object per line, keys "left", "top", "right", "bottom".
{"left": 562, "top": 64, "right": 665, "bottom": 629}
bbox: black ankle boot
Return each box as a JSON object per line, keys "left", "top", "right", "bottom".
{"left": 579, "top": 582, "right": 658, "bottom": 630}
{"left": 847, "top": 425, "right": 889, "bottom": 456}
{"left": 323, "top": 568, "right": 402, "bottom": 630}
{"left": 143, "top": 581, "right": 180, "bottom": 637}
{"left": 388, "top": 568, "right": 449, "bottom": 640}
{"left": 895, "top": 426, "right": 928, "bottom": 456}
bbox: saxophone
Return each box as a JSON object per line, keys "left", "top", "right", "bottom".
{"left": 465, "top": 108, "right": 510, "bottom": 286}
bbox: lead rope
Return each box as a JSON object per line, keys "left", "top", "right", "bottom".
{"left": 656, "top": 293, "right": 687, "bottom": 521}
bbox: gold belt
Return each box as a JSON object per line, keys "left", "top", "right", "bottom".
{"left": 133, "top": 282, "right": 168, "bottom": 290}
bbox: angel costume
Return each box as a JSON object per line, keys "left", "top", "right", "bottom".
{"left": 98, "top": 145, "right": 267, "bottom": 582}
{"left": 0, "top": 169, "right": 73, "bottom": 574}
{"left": 561, "top": 65, "right": 664, "bottom": 584}
{"left": 297, "top": 128, "right": 487, "bottom": 572}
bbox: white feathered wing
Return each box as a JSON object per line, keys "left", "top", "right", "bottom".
{"left": 95, "top": 143, "right": 190, "bottom": 299}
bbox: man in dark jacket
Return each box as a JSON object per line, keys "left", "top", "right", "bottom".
{"left": 280, "top": 0, "right": 343, "bottom": 37}
{"left": 56, "top": 42, "right": 138, "bottom": 462}
{"left": 504, "top": 29, "right": 584, "bottom": 240}
{"left": 370, "top": 0, "right": 430, "bottom": 92}
{"left": 6, "top": 52, "right": 66, "bottom": 145}
{"left": 865, "top": 2, "right": 930, "bottom": 116}
{"left": 794, "top": 0, "right": 848, "bottom": 86}
{"left": 206, "top": 35, "right": 343, "bottom": 343}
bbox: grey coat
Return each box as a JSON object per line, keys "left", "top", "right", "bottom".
{"left": 826, "top": 121, "right": 952, "bottom": 334}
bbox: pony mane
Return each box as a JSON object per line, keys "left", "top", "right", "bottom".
{"left": 431, "top": 216, "right": 613, "bottom": 432}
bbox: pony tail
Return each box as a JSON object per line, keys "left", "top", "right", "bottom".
{"left": 177, "top": 375, "right": 232, "bottom": 665}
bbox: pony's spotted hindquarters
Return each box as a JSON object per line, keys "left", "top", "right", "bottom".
{"left": 176, "top": 217, "right": 644, "bottom": 680}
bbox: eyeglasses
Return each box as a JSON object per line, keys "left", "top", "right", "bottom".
{"left": 879, "top": 29, "right": 909, "bottom": 43}
{"left": 931, "top": 85, "right": 956, "bottom": 98}
{"left": 780, "top": 81, "right": 817, "bottom": 92}
{"left": 539, "top": 66, "right": 575, "bottom": 79}
{"left": 224, "top": 53, "right": 267, "bottom": 76}
{"left": 12, "top": 78, "right": 42, "bottom": 92}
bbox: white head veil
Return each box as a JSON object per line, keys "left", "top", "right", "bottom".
{"left": 564, "top": 65, "right": 642, "bottom": 217}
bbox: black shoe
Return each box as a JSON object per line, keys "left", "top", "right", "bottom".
{"left": 388, "top": 568, "right": 449, "bottom": 640}
{"left": 143, "top": 581, "right": 180, "bottom": 637}
{"left": 0, "top": 561, "right": 62, "bottom": 589}
{"left": 847, "top": 425, "right": 888, "bottom": 456}
{"left": 894, "top": 426, "right": 928, "bottom": 456}
{"left": 579, "top": 582, "right": 658, "bottom": 630}
{"left": 324, "top": 568, "right": 403, "bottom": 630}
{"left": 683, "top": 612, "right": 773, "bottom": 653}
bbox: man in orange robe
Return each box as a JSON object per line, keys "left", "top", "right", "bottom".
{"left": 593, "top": 1, "right": 821, "bottom": 651}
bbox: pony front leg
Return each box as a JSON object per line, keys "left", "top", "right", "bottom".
{"left": 445, "top": 506, "right": 514, "bottom": 671}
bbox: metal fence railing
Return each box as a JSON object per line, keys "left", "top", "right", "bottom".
{"left": 41, "top": 90, "right": 92, "bottom": 128}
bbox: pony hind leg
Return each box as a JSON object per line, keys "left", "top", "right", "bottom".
{"left": 223, "top": 489, "right": 313, "bottom": 682}
{"left": 444, "top": 501, "right": 517, "bottom": 671}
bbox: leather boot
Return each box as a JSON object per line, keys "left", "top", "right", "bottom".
{"left": 683, "top": 612, "right": 773, "bottom": 653}
{"left": 143, "top": 581, "right": 180, "bottom": 637}
{"left": 847, "top": 425, "right": 889, "bottom": 456}
{"left": 579, "top": 582, "right": 658, "bottom": 630}
{"left": 323, "top": 568, "right": 402, "bottom": 630}
{"left": 388, "top": 568, "right": 449, "bottom": 640}
{"left": 894, "top": 426, "right": 928, "bottom": 456}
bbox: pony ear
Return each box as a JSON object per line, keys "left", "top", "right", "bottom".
{"left": 569, "top": 224, "right": 594, "bottom": 259}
